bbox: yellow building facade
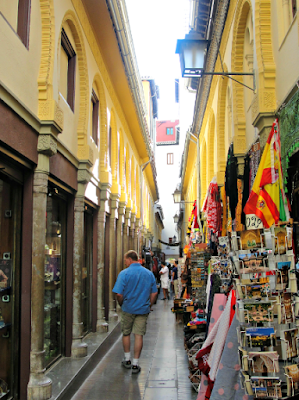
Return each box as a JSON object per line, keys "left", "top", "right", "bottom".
{"left": 0, "top": 0, "right": 160, "bottom": 399}
{"left": 181, "top": 0, "right": 299, "bottom": 238}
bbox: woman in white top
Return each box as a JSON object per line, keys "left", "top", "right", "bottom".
{"left": 159, "top": 261, "right": 169, "bottom": 300}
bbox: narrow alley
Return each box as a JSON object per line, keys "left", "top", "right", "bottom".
{"left": 70, "top": 294, "right": 197, "bottom": 400}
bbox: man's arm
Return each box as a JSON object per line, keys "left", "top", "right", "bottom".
{"left": 116, "top": 293, "right": 124, "bottom": 306}
{"left": 150, "top": 292, "right": 158, "bottom": 306}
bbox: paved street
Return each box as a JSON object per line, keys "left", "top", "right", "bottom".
{"left": 71, "top": 293, "right": 197, "bottom": 400}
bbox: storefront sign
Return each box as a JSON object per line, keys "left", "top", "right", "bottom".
{"left": 245, "top": 214, "right": 263, "bottom": 230}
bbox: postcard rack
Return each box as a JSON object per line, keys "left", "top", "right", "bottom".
{"left": 229, "top": 225, "right": 299, "bottom": 399}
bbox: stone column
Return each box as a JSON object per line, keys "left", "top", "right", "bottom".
{"left": 109, "top": 196, "right": 119, "bottom": 321}
{"left": 71, "top": 166, "right": 91, "bottom": 356}
{"left": 117, "top": 204, "right": 126, "bottom": 275}
{"left": 28, "top": 129, "right": 59, "bottom": 399}
{"left": 96, "top": 186, "right": 110, "bottom": 332}
{"left": 124, "top": 208, "right": 131, "bottom": 253}
{"left": 134, "top": 218, "right": 140, "bottom": 255}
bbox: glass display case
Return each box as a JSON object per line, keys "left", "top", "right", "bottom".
{"left": 44, "top": 191, "right": 66, "bottom": 367}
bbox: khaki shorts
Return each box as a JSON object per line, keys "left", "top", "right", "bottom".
{"left": 121, "top": 311, "right": 149, "bottom": 336}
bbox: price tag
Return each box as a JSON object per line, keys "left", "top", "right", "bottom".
{"left": 245, "top": 214, "right": 263, "bottom": 230}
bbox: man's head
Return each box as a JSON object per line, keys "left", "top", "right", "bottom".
{"left": 161, "top": 261, "right": 166, "bottom": 267}
{"left": 174, "top": 260, "right": 178, "bottom": 266}
{"left": 124, "top": 250, "right": 138, "bottom": 267}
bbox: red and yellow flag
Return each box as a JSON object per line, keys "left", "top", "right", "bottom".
{"left": 244, "top": 119, "right": 289, "bottom": 228}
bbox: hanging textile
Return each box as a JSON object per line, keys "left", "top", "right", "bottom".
{"left": 221, "top": 186, "right": 227, "bottom": 236}
{"left": 249, "top": 142, "right": 261, "bottom": 191}
{"left": 244, "top": 119, "right": 290, "bottom": 228}
{"left": 202, "top": 181, "right": 222, "bottom": 236}
{"left": 209, "top": 315, "right": 254, "bottom": 400}
{"left": 235, "top": 179, "right": 243, "bottom": 231}
{"left": 241, "top": 154, "right": 250, "bottom": 225}
{"left": 225, "top": 144, "right": 238, "bottom": 220}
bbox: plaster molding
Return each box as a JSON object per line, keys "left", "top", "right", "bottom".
{"left": 255, "top": 0, "right": 276, "bottom": 113}
{"left": 37, "top": 133, "right": 57, "bottom": 156}
{"left": 70, "top": 0, "right": 140, "bottom": 163}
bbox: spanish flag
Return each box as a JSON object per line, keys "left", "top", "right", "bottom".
{"left": 243, "top": 119, "right": 289, "bottom": 228}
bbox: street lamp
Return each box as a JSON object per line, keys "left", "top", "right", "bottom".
{"left": 176, "top": 31, "right": 255, "bottom": 91}
{"left": 175, "top": 32, "right": 209, "bottom": 78}
{"left": 173, "top": 212, "right": 180, "bottom": 224}
{"left": 172, "top": 188, "right": 181, "bottom": 204}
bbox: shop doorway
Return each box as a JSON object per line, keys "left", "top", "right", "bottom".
{"left": 0, "top": 173, "right": 22, "bottom": 399}
{"left": 287, "top": 153, "right": 299, "bottom": 259}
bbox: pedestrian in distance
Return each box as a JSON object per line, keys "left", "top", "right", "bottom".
{"left": 113, "top": 250, "right": 158, "bottom": 374}
{"left": 172, "top": 260, "right": 179, "bottom": 298}
{"left": 159, "top": 261, "right": 169, "bottom": 300}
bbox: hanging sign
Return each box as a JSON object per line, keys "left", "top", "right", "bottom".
{"left": 245, "top": 214, "right": 263, "bottom": 230}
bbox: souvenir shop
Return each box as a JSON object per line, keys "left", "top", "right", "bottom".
{"left": 173, "top": 117, "right": 299, "bottom": 400}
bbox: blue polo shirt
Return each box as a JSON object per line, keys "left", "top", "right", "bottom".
{"left": 113, "top": 263, "right": 157, "bottom": 314}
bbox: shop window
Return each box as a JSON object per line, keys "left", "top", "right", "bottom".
{"left": 91, "top": 90, "right": 99, "bottom": 146}
{"left": 0, "top": 0, "right": 31, "bottom": 47}
{"left": 166, "top": 127, "right": 173, "bottom": 135}
{"left": 167, "top": 153, "right": 174, "bottom": 165}
{"left": 44, "top": 189, "right": 67, "bottom": 367}
{"left": 60, "top": 28, "right": 76, "bottom": 112}
{"left": 0, "top": 174, "right": 22, "bottom": 398}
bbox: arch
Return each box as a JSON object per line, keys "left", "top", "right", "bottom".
{"left": 59, "top": 11, "right": 91, "bottom": 161}
{"left": 207, "top": 112, "right": 215, "bottom": 185}
{"left": 110, "top": 109, "right": 119, "bottom": 194}
{"left": 131, "top": 156, "right": 136, "bottom": 213}
{"left": 119, "top": 129, "right": 126, "bottom": 199}
{"left": 125, "top": 144, "right": 131, "bottom": 207}
{"left": 93, "top": 73, "right": 108, "bottom": 178}
{"left": 231, "top": 0, "right": 251, "bottom": 155}
{"left": 217, "top": 70, "right": 229, "bottom": 185}
{"left": 136, "top": 165, "right": 140, "bottom": 218}
{"left": 200, "top": 138, "right": 207, "bottom": 206}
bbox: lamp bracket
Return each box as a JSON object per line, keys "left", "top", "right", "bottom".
{"left": 200, "top": 72, "right": 255, "bottom": 91}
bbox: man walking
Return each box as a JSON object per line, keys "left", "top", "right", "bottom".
{"left": 113, "top": 250, "right": 158, "bottom": 374}
{"left": 172, "top": 260, "right": 179, "bottom": 298}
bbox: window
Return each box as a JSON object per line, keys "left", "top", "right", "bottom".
{"left": 17, "top": 0, "right": 31, "bottom": 47}
{"left": 291, "top": 0, "right": 297, "bottom": 18}
{"left": 166, "top": 127, "right": 173, "bottom": 135}
{"left": 91, "top": 90, "right": 99, "bottom": 146}
{"left": 167, "top": 153, "right": 174, "bottom": 165}
{"left": 60, "top": 28, "right": 76, "bottom": 112}
{"left": 0, "top": 0, "right": 31, "bottom": 47}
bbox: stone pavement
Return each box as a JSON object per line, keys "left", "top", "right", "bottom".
{"left": 71, "top": 293, "right": 197, "bottom": 400}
